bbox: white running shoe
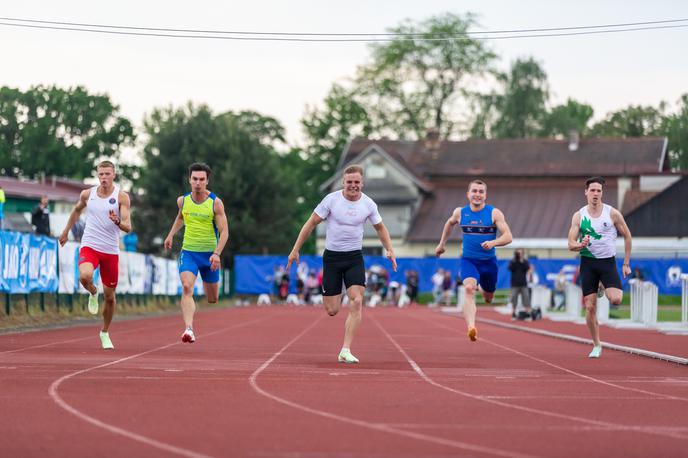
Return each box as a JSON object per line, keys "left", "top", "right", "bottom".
{"left": 181, "top": 328, "right": 196, "bottom": 343}
{"left": 338, "top": 349, "right": 359, "bottom": 364}
{"left": 88, "top": 293, "right": 99, "bottom": 315}
{"left": 99, "top": 331, "right": 114, "bottom": 350}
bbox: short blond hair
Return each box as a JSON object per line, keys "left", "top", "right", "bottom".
{"left": 343, "top": 164, "right": 364, "bottom": 176}
{"left": 97, "top": 160, "right": 116, "bottom": 172}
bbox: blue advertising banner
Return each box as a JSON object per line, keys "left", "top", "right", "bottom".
{"left": 234, "top": 255, "right": 688, "bottom": 296}
{"left": 0, "top": 231, "right": 58, "bottom": 293}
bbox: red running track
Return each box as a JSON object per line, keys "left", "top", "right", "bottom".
{"left": 1, "top": 305, "right": 687, "bottom": 457}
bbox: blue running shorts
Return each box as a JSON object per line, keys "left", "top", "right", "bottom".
{"left": 460, "top": 257, "right": 498, "bottom": 293}
{"left": 179, "top": 250, "right": 220, "bottom": 283}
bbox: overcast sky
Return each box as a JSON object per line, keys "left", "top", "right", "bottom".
{"left": 2, "top": 0, "right": 687, "bottom": 152}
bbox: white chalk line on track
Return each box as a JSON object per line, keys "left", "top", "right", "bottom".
{"left": 48, "top": 313, "right": 282, "bottom": 458}
{"left": 0, "top": 317, "right": 183, "bottom": 355}
{"left": 428, "top": 316, "right": 688, "bottom": 404}
{"left": 477, "top": 316, "right": 688, "bottom": 365}
{"left": 249, "top": 315, "right": 538, "bottom": 458}
{"left": 371, "top": 314, "right": 688, "bottom": 442}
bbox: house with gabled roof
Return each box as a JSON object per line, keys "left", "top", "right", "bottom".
{"left": 319, "top": 132, "right": 687, "bottom": 258}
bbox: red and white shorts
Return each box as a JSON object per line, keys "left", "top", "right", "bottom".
{"left": 78, "top": 246, "right": 119, "bottom": 288}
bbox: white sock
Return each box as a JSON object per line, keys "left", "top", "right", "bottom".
{"left": 341, "top": 347, "right": 350, "bottom": 353}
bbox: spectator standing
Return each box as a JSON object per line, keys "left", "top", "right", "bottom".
{"left": 405, "top": 270, "right": 419, "bottom": 305}
{"left": 31, "top": 195, "right": 51, "bottom": 236}
{"left": 508, "top": 249, "right": 532, "bottom": 319}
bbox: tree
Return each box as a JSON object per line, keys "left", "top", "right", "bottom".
{"left": 590, "top": 105, "right": 666, "bottom": 137}
{"left": 355, "top": 12, "right": 497, "bottom": 140}
{"left": 484, "top": 57, "right": 550, "bottom": 139}
{"left": 137, "top": 103, "right": 299, "bottom": 258}
{"left": 0, "top": 85, "right": 135, "bottom": 179}
{"left": 541, "top": 99, "right": 594, "bottom": 138}
{"left": 664, "top": 94, "right": 688, "bottom": 170}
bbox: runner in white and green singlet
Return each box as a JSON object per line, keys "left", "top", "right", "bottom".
{"left": 568, "top": 176, "right": 632, "bottom": 359}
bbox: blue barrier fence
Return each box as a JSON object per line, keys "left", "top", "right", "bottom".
{"left": 235, "top": 255, "right": 688, "bottom": 296}
{"left": 0, "top": 231, "right": 58, "bottom": 293}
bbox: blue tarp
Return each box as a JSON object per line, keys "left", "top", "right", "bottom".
{"left": 234, "top": 255, "right": 688, "bottom": 296}
{"left": 0, "top": 231, "right": 59, "bottom": 293}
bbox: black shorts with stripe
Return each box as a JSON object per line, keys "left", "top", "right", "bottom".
{"left": 580, "top": 255, "right": 622, "bottom": 296}
{"left": 322, "top": 249, "right": 365, "bottom": 296}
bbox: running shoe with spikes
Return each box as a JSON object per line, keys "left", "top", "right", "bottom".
{"left": 87, "top": 292, "right": 99, "bottom": 315}
{"left": 338, "top": 349, "right": 359, "bottom": 364}
{"left": 467, "top": 326, "right": 478, "bottom": 342}
{"left": 99, "top": 331, "right": 114, "bottom": 350}
{"left": 181, "top": 328, "right": 196, "bottom": 343}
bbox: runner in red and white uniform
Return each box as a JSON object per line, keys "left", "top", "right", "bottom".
{"left": 59, "top": 160, "right": 132, "bottom": 349}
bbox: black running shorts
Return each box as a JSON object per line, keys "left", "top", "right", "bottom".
{"left": 579, "top": 256, "right": 622, "bottom": 296}
{"left": 321, "top": 249, "right": 366, "bottom": 296}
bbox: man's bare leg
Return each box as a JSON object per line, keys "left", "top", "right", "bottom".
{"left": 463, "top": 278, "right": 479, "bottom": 341}
{"left": 342, "top": 285, "right": 365, "bottom": 350}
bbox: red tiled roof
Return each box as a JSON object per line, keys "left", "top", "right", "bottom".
{"left": 343, "top": 137, "right": 668, "bottom": 177}
{"left": 406, "top": 178, "right": 616, "bottom": 241}
{"left": 0, "top": 176, "right": 89, "bottom": 201}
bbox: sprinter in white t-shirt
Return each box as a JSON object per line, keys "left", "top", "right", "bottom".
{"left": 286, "top": 164, "right": 397, "bottom": 363}
{"left": 568, "top": 176, "right": 632, "bottom": 359}
{"left": 59, "top": 160, "right": 132, "bottom": 350}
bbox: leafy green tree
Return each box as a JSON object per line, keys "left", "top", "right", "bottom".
{"left": 541, "top": 99, "right": 594, "bottom": 138}
{"left": 355, "top": 12, "right": 497, "bottom": 140}
{"left": 137, "top": 103, "right": 299, "bottom": 258}
{"left": 489, "top": 58, "right": 550, "bottom": 138}
{"left": 664, "top": 94, "right": 688, "bottom": 170}
{"left": 590, "top": 105, "right": 666, "bottom": 137}
{"left": 0, "top": 85, "right": 135, "bottom": 179}
{"left": 220, "top": 110, "right": 286, "bottom": 148}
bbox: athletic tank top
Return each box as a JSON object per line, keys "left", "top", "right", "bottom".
{"left": 181, "top": 192, "right": 218, "bottom": 252}
{"left": 460, "top": 204, "right": 497, "bottom": 260}
{"left": 81, "top": 186, "right": 121, "bottom": 255}
{"left": 578, "top": 204, "right": 617, "bottom": 259}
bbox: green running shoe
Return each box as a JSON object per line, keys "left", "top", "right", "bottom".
{"left": 100, "top": 331, "right": 114, "bottom": 350}
{"left": 338, "top": 349, "right": 359, "bottom": 364}
{"left": 88, "top": 293, "right": 99, "bottom": 315}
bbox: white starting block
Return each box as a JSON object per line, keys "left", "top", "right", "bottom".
{"left": 257, "top": 293, "right": 271, "bottom": 305}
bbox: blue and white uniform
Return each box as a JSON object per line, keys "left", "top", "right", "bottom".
{"left": 459, "top": 204, "right": 498, "bottom": 293}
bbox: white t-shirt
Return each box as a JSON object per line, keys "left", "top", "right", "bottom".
{"left": 314, "top": 191, "right": 382, "bottom": 252}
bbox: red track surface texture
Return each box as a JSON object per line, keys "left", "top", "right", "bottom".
{"left": 1, "top": 306, "right": 687, "bottom": 458}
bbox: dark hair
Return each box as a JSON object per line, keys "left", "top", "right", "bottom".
{"left": 467, "top": 179, "right": 487, "bottom": 191}
{"left": 585, "top": 176, "right": 605, "bottom": 189}
{"left": 188, "top": 162, "right": 212, "bottom": 179}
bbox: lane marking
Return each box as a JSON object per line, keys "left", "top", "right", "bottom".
{"left": 49, "top": 313, "right": 280, "bottom": 458}
{"left": 371, "top": 314, "right": 688, "bottom": 442}
{"left": 249, "top": 315, "right": 537, "bottom": 458}
{"left": 476, "top": 316, "right": 688, "bottom": 365}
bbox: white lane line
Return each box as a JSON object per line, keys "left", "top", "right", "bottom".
{"left": 249, "top": 315, "right": 537, "bottom": 458}
{"left": 49, "top": 314, "right": 280, "bottom": 458}
{"left": 477, "top": 316, "right": 688, "bottom": 365}
{"left": 429, "top": 317, "right": 688, "bottom": 403}
{"left": 371, "top": 314, "right": 688, "bottom": 442}
{"left": 0, "top": 319, "right": 179, "bottom": 355}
